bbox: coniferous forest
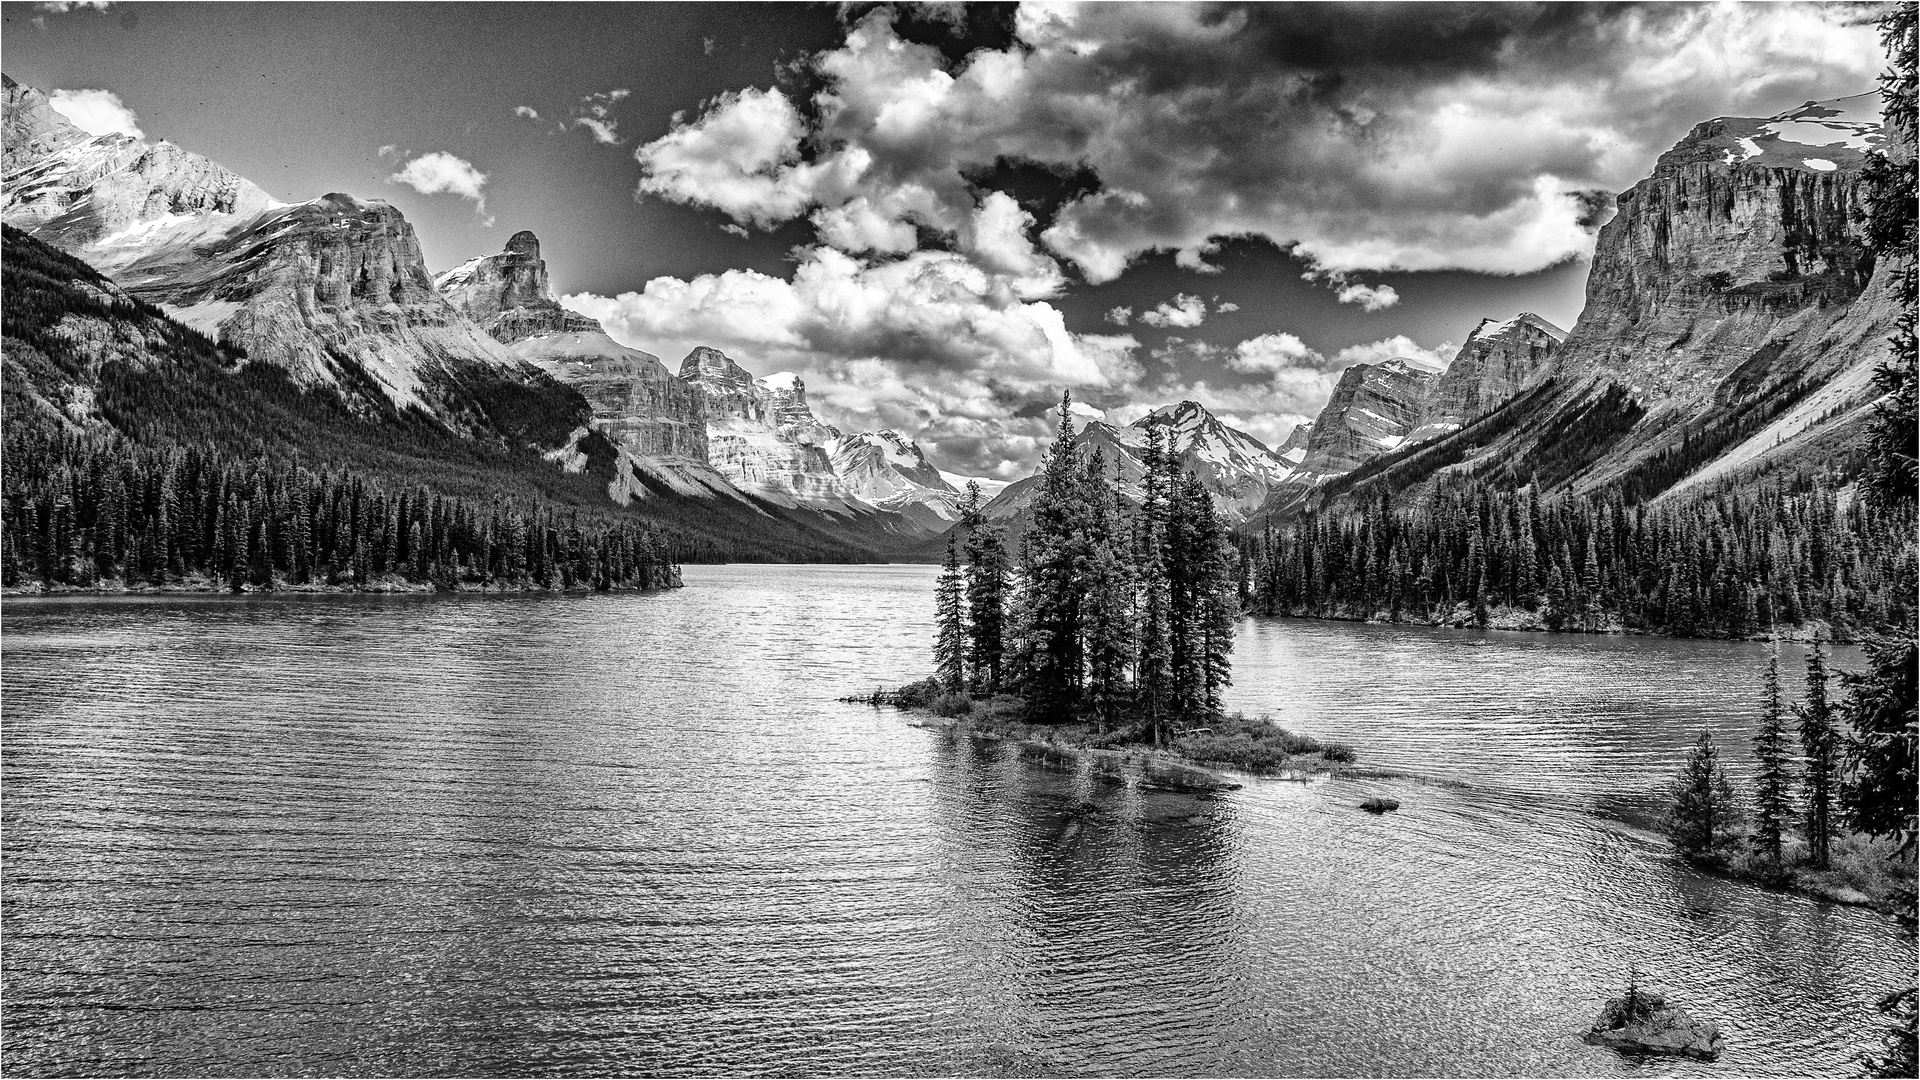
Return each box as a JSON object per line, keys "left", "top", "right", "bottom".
{"left": 933, "top": 394, "right": 1240, "bottom": 739}
{"left": 1246, "top": 476, "right": 1917, "bottom": 640}
{"left": 2, "top": 432, "right": 677, "bottom": 592}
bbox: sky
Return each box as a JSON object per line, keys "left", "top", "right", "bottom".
{"left": 1, "top": 1, "right": 1890, "bottom": 481}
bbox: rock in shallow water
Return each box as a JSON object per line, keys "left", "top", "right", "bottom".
{"left": 1583, "top": 993, "right": 1725, "bottom": 1061}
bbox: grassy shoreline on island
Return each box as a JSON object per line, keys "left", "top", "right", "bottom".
{"left": 851, "top": 678, "right": 1396, "bottom": 788}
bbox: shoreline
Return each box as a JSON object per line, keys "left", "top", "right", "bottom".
{"left": 2, "top": 572, "right": 683, "bottom": 598}
{"left": 1254, "top": 606, "right": 1867, "bottom": 645}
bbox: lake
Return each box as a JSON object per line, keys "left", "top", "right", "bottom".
{"left": 2, "top": 564, "right": 1909, "bottom": 1076}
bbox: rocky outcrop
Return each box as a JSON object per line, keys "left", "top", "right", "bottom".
{"left": 1297, "top": 359, "right": 1438, "bottom": 477}
{"left": 830, "top": 430, "right": 962, "bottom": 528}
{"left": 435, "top": 231, "right": 712, "bottom": 466}
{"left": 434, "top": 231, "right": 599, "bottom": 344}
{"left": 1583, "top": 990, "right": 1724, "bottom": 1061}
{"left": 678, "top": 347, "right": 862, "bottom": 506}
{"left": 3, "top": 77, "right": 281, "bottom": 272}
{"left": 1559, "top": 94, "right": 1885, "bottom": 403}
{"left": 3, "top": 74, "right": 87, "bottom": 174}
{"left": 1410, "top": 313, "right": 1565, "bottom": 442}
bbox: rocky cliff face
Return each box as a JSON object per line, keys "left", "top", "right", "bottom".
{"left": 1297, "top": 91, "right": 1902, "bottom": 518}
{"left": 435, "top": 231, "right": 712, "bottom": 465}
{"left": 3, "top": 74, "right": 86, "bottom": 174}
{"left": 677, "top": 348, "right": 862, "bottom": 506}
{"left": 3, "top": 78, "right": 282, "bottom": 272}
{"left": 1558, "top": 93, "right": 1885, "bottom": 403}
{"left": 1410, "top": 313, "right": 1565, "bottom": 441}
{"left": 1297, "top": 359, "right": 1438, "bottom": 477}
{"left": 830, "top": 430, "right": 962, "bottom": 528}
{"left": 434, "top": 230, "right": 600, "bottom": 344}
{"left": 1, "top": 76, "right": 558, "bottom": 427}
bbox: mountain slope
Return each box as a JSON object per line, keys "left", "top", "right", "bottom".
{"left": 1265, "top": 91, "right": 1899, "bottom": 525}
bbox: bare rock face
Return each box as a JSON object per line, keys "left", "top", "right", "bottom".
{"left": 678, "top": 347, "right": 857, "bottom": 505}
{"left": 435, "top": 231, "right": 710, "bottom": 464}
{"left": 1412, "top": 313, "right": 1565, "bottom": 441}
{"left": 1560, "top": 95, "right": 1884, "bottom": 403}
{"left": 3, "top": 76, "right": 281, "bottom": 268}
{"left": 1298, "top": 359, "right": 1438, "bottom": 477}
{"left": 434, "top": 231, "right": 599, "bottom": 344}
{"left": 3, "top": 74, "right": 87, "bottom": 174}
{"left": 96, "top": 193, "right": 535, "bottom": 415}
{"left": 509, "top": 331, "right": 709, "bottom": 460}
{"left": 830, "top": 430, "right": 961, "bottom": 527}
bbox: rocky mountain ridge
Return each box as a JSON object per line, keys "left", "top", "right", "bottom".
{"left": 1275, "top": 90, "right": 1900, "bottom": 522}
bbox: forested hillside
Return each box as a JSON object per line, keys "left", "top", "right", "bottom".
{"left": 0, "top": 227, "right": 896, "bottom": 570}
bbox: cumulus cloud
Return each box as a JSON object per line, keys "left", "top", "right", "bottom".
{"left": 1139, "top": 293, "right": 1208, "bottom": 328}
{"left": 607, "top": 2, "right": 1876, "bottom": 476}
{"left": 37, "top": 1, "right": 110, "bottom": 10}
{"left": 1215, "top": 300, "right": 1240, "bottom": 313}
{"left": 1335, "top": 281, "right": 1400, "bottom": 311}
{"left": 571, "top": 88, "right": 630, "bottom": 145}
{"left": 720, "top": 223, "right": 750, "bottom": 238}
{"left": 1329, "top": 335, "right": 1458, "bottom": 373}
{"left": 636, "top": 5, "right": 1879, "bottom": 283}
{"left": 48, "top": 88, "right": 142, "bottom": 139}
{"left": 387, "top": 151, "right": 491, "bottom": 221}
{"left": 514, "top": 105, "right": 540, "bottom": 120}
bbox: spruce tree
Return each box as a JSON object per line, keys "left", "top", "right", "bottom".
{"left": 1796, "top": 634, "right": 1839, "bottom": 870}
{"left": 934, "top": 534, "right": 969, "bottom": 692}
{"left": 1751, "top": 635, "right": 1795, "bottom": 867}
{"left": 1668, "top": 729, "right": 1740, "bottom": 859}
{"left": 960, "top": 481, "right": 1009, "bottom": 694}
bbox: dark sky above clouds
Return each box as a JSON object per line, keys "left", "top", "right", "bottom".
{"left": 1, "top": 1, "right": 1889, "bottom": 479}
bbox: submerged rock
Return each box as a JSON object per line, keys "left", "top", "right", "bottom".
{"left": 1583, "top": 992, "right": 1725, "bottom": 1061}
{"left": 1359, "top": 796, "right": 1401, "bottom": 813}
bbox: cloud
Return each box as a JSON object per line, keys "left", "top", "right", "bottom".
{"left": 1139, "top": 293, "right": 1207, "bottom": 328}
{"left": 1215, "top": 300, "right": 1240, "bottom": 313}
{"left": 571, "top": 88, "right": 631, "bottom": 145}
{"left": 635, "top": 5, "right": 1880, "bottom": 283}
{"left": 1329, "top": 334, "right": 1457, "bottom": 373}
{"left": 607, "top": 2, "right": 1876, "bottom": 477}
{"left": 514, "top": 105, "right": 540, "bottom": 120}
{"left": 37, "top": 1, "right": 110, "bottom": 10}
{"left": 1228, "top": 332, "right": 1320, "bottom": 374}
{"left": 47, "top": 88, "right": 142, "bottom": 139}
{"left": 720, "top": 223, "right": 750, "bottom": 238}
{"left": 1335, "top": 281, "right": 1400, "bottom": 311}
{"left": 703, "top": 36, "right": 716, "bottom": 56}
{"left": 386, "top": 151, "right": 490, "bottom": 219}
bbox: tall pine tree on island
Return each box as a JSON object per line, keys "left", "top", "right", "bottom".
{"left": 1796, "top": 634, "right": 1839, "bottom": 871}
{"left": 926, "top": 391, "right": 1244, "bottom": 737}
{"left": 1751, "top": 635, "right": 1795, "bottom": 868}
{"left": 934, "top": 534, "right": 968, "bottom": 692}
{"left": 1668, "top": 729, "right": 1741, "bottom": 860}
{"left": 960, "top": 480, "right": 1010, "bottom": 695}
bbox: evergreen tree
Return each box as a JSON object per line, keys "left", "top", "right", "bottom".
{"left": 1751, "top": 636, "right": 1795, "bottom": 866}
{"left": 1668, "top": 729, "right": 1741, "bottom": 859}
{"left": 1796, "top": 634, "right": 1840, "bottom": 870}
{"left": 934, "top": 534, "right": 969, "bottom": 692}
{"left": 960, "top": 481, "right": 1009, "bottom": 694}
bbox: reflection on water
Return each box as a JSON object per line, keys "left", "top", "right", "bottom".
{"left": 1, "top": 565, "right": 1910, "bottom": 1077}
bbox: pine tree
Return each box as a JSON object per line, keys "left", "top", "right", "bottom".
{"left": 1751, "top": 635, "right": 1795, "bottom": 867}
{"left": 1796, "top": 634, "right": 1840, "bottom": 870}
{"left": 1668, "top": 729, "right": 1741, "bottom": 859}
{"left": 960, "top": 481, "right": 1009, "bottom": 695}
{"left": 934, "top": 534, "right": 969, "bottom": 692}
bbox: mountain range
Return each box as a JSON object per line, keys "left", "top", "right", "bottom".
{"left": 0, "top": 72, "right": 1903, "bottom": 562}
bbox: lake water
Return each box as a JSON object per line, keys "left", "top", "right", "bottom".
{"left": 2, "top": 564, "right": 1910, "bottom": 1077}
